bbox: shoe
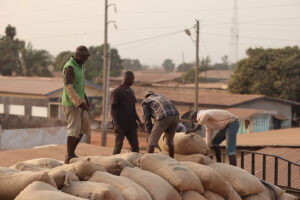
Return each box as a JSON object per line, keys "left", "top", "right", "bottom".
{"left": 229, "top": 154, "right": 237, "bottom": 166}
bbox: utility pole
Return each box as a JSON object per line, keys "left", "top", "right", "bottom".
{"left": 101, "top": 0, "right": 108, "bottom": 146}
{"left": 194, "top": 20, "right": 200, "bottom": 112}
{"left": 182, "top": 52, "right": 185, "bottom": 83}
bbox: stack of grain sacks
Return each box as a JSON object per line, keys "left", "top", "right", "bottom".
{"left": 0, "top": 132, "right": 297, "bottom": 200}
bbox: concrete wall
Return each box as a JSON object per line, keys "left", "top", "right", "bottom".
{"left": 234, "top": 99, "right": 292, "bottom": 128}
{"left": 0, "top": 126, "right": 67, "bottom": 151}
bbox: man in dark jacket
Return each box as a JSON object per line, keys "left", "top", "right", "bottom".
{"left": 142, "top": 91, "right": 179, "bottom": 158}
{"left": 110, "top": 71, "right": 142, "bottom": 154}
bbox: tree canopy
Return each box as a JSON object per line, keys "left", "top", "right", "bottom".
{"left": 162, "top": 59, "right": 175, "bottom": 72}
{"left": 122, "top": 58, "right": 142, "bottom": 71}
{"left": 228, "top": 46, "right": 300, "bottom": 102}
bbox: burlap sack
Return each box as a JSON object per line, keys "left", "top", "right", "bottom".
{"left": 10, "top": 162, "right": 46, "bottom": 171}
{"left": 204, "top": 191, "right": 225, "bottom": 200}
{"left": 137, "top": 153, "right": 204, "bottom": 194}
{"left": 48, "top": 169, "right": 79, "bottom": 189}
{"left": 112, "top": 152, "right": 143, "bottom": 166}
{"left": 182, "top": 162, "right": 229, "bottom": 198}
{"left": 175, "top": 154, "right": 214, "bottom": 165}
{"left": 71, "top": 156, "right": 133, "bottom": 175}
{"left": 208, "top": 162, "right": 264, "bottom": 197}
{"left": 261, "top": 182, "right": 284, "bottom": 200}
{"left": 121, "top": 167, "right": 182, "bottom": 200}
{"left": 159, "top": 132, "right": 207, "bottom": 155}
{"left": 21, "top": 158, "right": 62, "bottom": 169}
{"left": 279, "top": 193, "right": 297, "bottom": 200}
{"left": 54, "top": 160, "right": 106, "bottom": 180}
{"left": 89, "top": 171, "right": 152, "bottom": 200}
{"left": 0, "top": 167, "right": 57, "bottom": 200}
{"left": 243, "top": 194, "right": 269, "bottom": 200}
{"left": 226, "top": 182, "right": 242, "bottom": 200}
{"left": 15, "top": 181, "right": 86, "bottom": 200}
{"left": 62, "top": 181, "right": 125, "bottom": 200}
{"left": 182, "top": 191, "right": 206, "bottom": 200}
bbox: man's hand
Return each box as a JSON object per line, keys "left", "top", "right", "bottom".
{"left": 86, "top": 100, "right": 91, "bottom": 110}
{"left": 185, "top": 130, "right": 193, "bottom": 134}
{"left": 114, "top": 123, "right": 120, "bottom": 134}
{"left": 79, "top": 102, "right": 89, "bottom": 111}
{"left": 138, "top": 121, "right": 143, "bottom": 129}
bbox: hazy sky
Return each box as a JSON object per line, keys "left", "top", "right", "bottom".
{"left": 1, "top": 0, "right": 300, "bottom": 66}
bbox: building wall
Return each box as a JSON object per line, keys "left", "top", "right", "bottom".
{"left": 234, "top": 99, "right": 292, "bottom": 128}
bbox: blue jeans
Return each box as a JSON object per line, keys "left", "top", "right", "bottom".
{"left": 212, "top": 119, "right": 240, "bottom": 155}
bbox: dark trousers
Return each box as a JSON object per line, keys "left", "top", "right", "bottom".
{"left": 113, "top": 128, "right": 139, "bottom": 154}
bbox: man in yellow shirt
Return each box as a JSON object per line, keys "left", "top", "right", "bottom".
{"left": 186, "top": 109, "right": 239, "bottom": 166}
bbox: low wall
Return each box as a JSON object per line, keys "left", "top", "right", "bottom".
{"left": 0, "top": 126, "right": 67, "bottom": 151}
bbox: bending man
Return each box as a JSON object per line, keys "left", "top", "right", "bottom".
{"left": 186, "top": 109, "right": 239, "bottom": 166}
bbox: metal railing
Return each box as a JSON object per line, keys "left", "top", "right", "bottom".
{"left": 240, "top": 150, "right": 300, "bottom": 193}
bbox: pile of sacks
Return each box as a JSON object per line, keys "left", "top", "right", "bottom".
{"left": 0, "top": 133, "right": 297, "bottom": 200}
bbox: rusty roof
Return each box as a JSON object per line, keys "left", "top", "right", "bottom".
{"left": 226, "top": 108, "right": 278, "bottom": 119}
{"left": 0, "top": 76, "right": 101, "bottom": 96}
{"left": 222, "top": 128, "right": 300, "bottom": 147}
{"left": 239, "top": 147, "right": 300, "bottom": 189}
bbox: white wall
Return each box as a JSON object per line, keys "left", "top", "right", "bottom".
{"left": 0, "top": 104, "right": 3, "bottom": 114}
{"left": 9, "top": 105, "right": 25, "bottom": 116}
{"left": 0, "top": 126, "right": 67, "bottom": 151}
{"left": 32, "top": 106, "right": 47, "bottom": 118}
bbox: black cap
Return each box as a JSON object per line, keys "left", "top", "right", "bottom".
{"left": 75, "top": 45, "right": 90, "bottom": 57}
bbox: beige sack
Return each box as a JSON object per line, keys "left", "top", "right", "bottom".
{"left": 137, "top": 153, "right": 204, "bottom": 194}
{"left": 204, "top": 191, "right": 225, "bottom": 200}
{"left": 89, "top": 171, "right": 152, "bottom": 200}
{"left": 243, "top": 194, "right": 269, "bottom": 200}
{"left": 175, "top": 154, "right": 214, "bottom": 165}
{"left": 15, "top": 181, "right": 86, "bottom": 200}
{"left": 112, "top": 152, "right": 143, "bottom": 166}
{"left": 226, "top": 182, "right": 242, "bottom": 200}
{"left": 71, "top": 156, "right": 133, "bottom": 175}
{"left": 21, "top": 158, "right": 62, "bottom": 169}
{"left": 159, "top": 132, "right": 207, "bottom": 155}
{"left": 261, "top": 182, "right": 284, "bottom": 200}
{"left": 48, "top": 169, "right": 79, "bottom": 189}
{"left": 55, "top": 160, "right": 106, "bottom": 180}
{"left": 208, "top": 162, "right": 264, "bottom": 197}
{"left": 62, "top": 181, "right": 125, "bottom": 200}
{"left": 182, "top": 191, "right": 206, "bottom": 200}
{"left": 182, "top": 162, "right": 229, "bottom": 198}
{"left": 279, "top": 193, "right": 297, "bottom": 200}
{"left": 121, "top": 167, "right": 182, "bottom": 200}
{"left": 10, "top": 162, "right": 46, "bottom": 171}
{"left": 0, "top": 167, "right": 57, "bottom": 200}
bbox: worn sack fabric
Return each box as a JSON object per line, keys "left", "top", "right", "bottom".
{"left": 182, "top": 162, "right": 229, "bottom": 198}
{"left": 204, "top": 191, "right": 225, "bottom": 200}
{"left": 48, "top": 169, "right": 79, "bottom": 189}
{"left": 15, "top": 181, "right": 85, "bottom": 200}
{"left": 121, "top": 167, "right": 182, "bottom": 200}
{"left": 62, "top": 181, "right": 125, "bottom": 200}
{"left": 10, "top": 162, "right": 46, "bottom": 171}
{"left": 279, "top": 193, "right": 297, "bottom": 200}
{"left": 261, "top": 182, "right": 284, "bottom": 200}
{"left": 89, "top": 171, "right": 152, "bottom": 200}
{"left": 243, "top": 193, "right": 269, "bottom": 200}
{"left": 19, "top": 158, "right": 62, "bottom": 169}
{"left": 226, "top": 182, "right": 242, "bottom": 200}
{"left": 112, "top": 152, "right": 143, "bottom": 166}
{"left": 159, "top": 132, "right": 207, "bottom": 155}
{"left": 208, "top": 162, "right": 265, "bottom": 197}
{"left": 71, "top": 156, "right": 133, "bottom": 175}
{"left": 181, "top": 191, "right": 206, "bottom": 200}
{"left": 55, "top": 160, "right": 106, "bottom": 180}
{"left": 0, "top": 167, "right": 57, "bottom": 200}
{"left": 175, "top": 153, "right": 214, "bottom": 165}
{"left": 137, "top": 153, "right": 204, "bottom": 194}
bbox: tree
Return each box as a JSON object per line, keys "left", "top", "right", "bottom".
{"left": 162, "top": 59, "right": 175, "bottom": 72}
{"left": 122, "top": 58, "right": 142, "bottom": 71}
{"left": 177, "top": 62, "right": 194, "bottom": 72}
{"left": 53, "top": 51, "right": 73, "bottom": 71}
{"left": 229, "top": 46, "right": 300, "bottom": 101}
{"left": 22, "top": 43, "right": 53, "bottom": 77}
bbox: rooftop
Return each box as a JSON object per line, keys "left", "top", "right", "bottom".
{"left": 226, "top": 108, "right": 278, "bottom": 119}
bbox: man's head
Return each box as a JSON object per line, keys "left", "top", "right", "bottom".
{"left": 190, "top": 111, "right": 198, "bottom": 124}
{"left": 123, "top": 71, "right": 135, "bottom": 86}
{"left": 144, "top": 90, "right": 154, "bottom": 99}
{"left": 74, "top": 45, "right": 90, "bottom": 65}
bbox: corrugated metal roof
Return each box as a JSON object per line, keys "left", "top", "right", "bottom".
{"left": 238, "top": 147, "right": 300, "bottom": 189}
{"left": 226, "top": 108, "right": 278, "bottom": 119}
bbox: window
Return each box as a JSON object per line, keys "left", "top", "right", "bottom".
{"left": 9, "top": 105, "right": 25, "bottom": 116}
{"left": 0, "top": 104, "right": 3, "bottom": 114}
{"left": 32, "top": 106, "right": 47, "bottom": 118}
{"left": 50, "top": 104, "right": 59, "bottom": 118}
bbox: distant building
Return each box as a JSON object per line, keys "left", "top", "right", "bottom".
{"left": 0, "top": 76, "right": 102, "bottom": 129}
